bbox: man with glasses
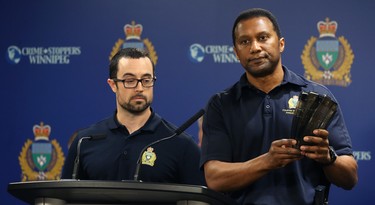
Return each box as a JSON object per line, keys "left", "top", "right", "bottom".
{"left": 62, "top": 48, "right": 205, "bottom": 185}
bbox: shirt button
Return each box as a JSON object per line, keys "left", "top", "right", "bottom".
{"left": 266, "top": 105, "right": 270, "bottom": 109}
{"left": 124, "top": 150, "right": 128, "bottom": 155}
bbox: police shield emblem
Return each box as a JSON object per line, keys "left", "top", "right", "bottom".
{"left": 31, "top": 142, "right": 52, "bottom": 171}
{"left": 316, "top": 39, "right": 339, "bottom": 71}
{"left": 301, "top": 18, "right": 354, "bottom": 87}
{"left": 109, "top": 21, "right": 158, "bottom": 65}
{"left": 141, "top": 147, "right": 157, "bottom": 166}
{"left": 19, "top": 122, "right": 65, "bottom": 181}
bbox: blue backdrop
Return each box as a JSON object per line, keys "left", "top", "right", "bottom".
{"left": 1, "top": 0, "right": 374, "bottom": 204}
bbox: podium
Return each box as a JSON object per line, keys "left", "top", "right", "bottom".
{"left": 8, "top": 180, "right": 237, "bottom": 205}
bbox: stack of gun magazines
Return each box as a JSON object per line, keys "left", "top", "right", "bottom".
{"left": 291, "top": 92, "right": 338, "bottom": 149}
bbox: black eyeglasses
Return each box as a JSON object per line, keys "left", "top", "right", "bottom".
{"left": 112, "top": 77, "right": 156, "bottom": 88}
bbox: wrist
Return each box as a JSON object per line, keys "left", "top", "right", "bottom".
{"left": 321, "top": 146, "right": 337, "bottom": 166}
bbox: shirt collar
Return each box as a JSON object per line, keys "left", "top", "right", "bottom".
{"left": 109, "top": 108, "right": 162, "bottom": 133}
{"left": 235, "top": 66, "right": 307, "bottom": 100}
{"left": 281, "top": 65, "right": 307, "bottom": 87}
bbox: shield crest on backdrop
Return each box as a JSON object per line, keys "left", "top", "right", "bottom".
{"left": 109, "top": 21, "right": 158, "bottom": 65}
{"left": 301, "top": 17, "right": 354, "bottom": 87}
{"left": 316, "top": 38, "right": 339, "bottom": 70}
{"left": 32, "top": 142, "right": 52, "bottom": 171}
{"left": 19, "top": 122, "right": 65, "bottom": 181}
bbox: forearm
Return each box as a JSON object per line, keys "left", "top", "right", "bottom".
{"left": 323, "top": 155, "right": 358, "bottom": 190}
{"left": 204, "top": 154, "right": 271, "bottom": 192}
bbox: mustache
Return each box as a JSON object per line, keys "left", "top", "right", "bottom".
{"left": 248, "top": 53, "right": 269, "bottom": 62}
{"left": 131, "top": 94, "right": 146, "bottom": 100}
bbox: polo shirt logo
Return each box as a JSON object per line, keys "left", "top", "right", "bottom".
{"left": 288, "top": 95, "right": 299, "bottom": 109}
{"left": 282, "top": 95, "right": 299, "bottom": 115}
{"left": 141, "top": 147, "right": 157, "bottom": 166}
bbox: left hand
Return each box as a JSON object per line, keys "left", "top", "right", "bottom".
{"left": 299, "top": 129, "right": 332, "bottom": 164}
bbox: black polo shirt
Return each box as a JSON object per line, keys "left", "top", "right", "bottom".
{"left": 200, "top": 66, "right": 353, "bottom": 204}
{"left": 62, "top": 110, "right": 205, "bottom": 185}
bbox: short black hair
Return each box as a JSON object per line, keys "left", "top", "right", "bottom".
{"left": 109, "top": 48, "right": 155, "bottom": 79}
{"left": 232, "top": 8, "right": 282, "bottom": 46}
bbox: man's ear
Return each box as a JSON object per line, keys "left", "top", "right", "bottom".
{"left": 279, "top": 37, "right": 285, "bottom": 53}
{"left": 107, "top": 79, "right": 117, "bottom": 93}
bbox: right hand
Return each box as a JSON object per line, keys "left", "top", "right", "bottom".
{"left": 265, "top": 139, "right": 302, "bottom": 169}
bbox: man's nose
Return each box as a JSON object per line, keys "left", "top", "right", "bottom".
{"left": 250, "top": 41, "right": 261, "bottom": 53}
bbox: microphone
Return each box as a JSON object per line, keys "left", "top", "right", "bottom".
{"left": 133, "top": 109, "right": 205, "bottom": 181}
{"left": 72, "top": 134, "right": 107, "bottom": 179}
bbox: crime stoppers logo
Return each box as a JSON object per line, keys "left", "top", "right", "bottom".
{"left": 301, "top": 18, "right": 354, "bottom": 87}
{"left": 6, "top": 45, "right": 81, "bottom": 65}
{"left": 189, "top": 44, "right": 205, "bottom": 63}
{"left": 109, "top": 21, "right": 158, "bottom": 65}
{"left": 188, "top": 43, "right": 239, "bottom": 64}
{"left": 6, "top": 46, "right": 22, "bottom": 64}
{"left": 19, "top": 122, "right": 65, "bottom": 181}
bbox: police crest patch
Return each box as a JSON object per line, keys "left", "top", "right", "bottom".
{"left": 301, "top": 18, "right": 354, "bottom": 87}
{"left": 109, "top": 21, "right": 158, "bottom": 65}
{"left": 19, "top": 122, "right": 65, "bottom": 181}
{"left": 141, "top": 147, "right": 157, "bottom": 166}
{"left": 288, "top": 95, "right": 299, "bottom": 109}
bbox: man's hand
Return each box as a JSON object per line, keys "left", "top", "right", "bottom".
{"left": 300, "top": 129, "right": 332, "bottom": 164}
{"left": 265, "top": 139, "right": 302, "bottom": 169}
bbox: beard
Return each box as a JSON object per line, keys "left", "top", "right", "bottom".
{"left": 120, "top": 95, "right": 152, "bottom": 114}
{"left": 247, "top": 65, "right": 275, "bottom": 78}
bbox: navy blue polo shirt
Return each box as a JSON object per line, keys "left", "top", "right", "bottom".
{"left": 200, "top": 66, "right": 353, "bottom": 204}
{"left": 62, "top": 110, "right": 205, "bottom": 185}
